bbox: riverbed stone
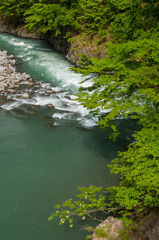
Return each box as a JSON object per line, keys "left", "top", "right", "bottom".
{"left": 20, "top": 80, "right": 31, "bottom": 85}
{"left": 21, "top": 93, "right": 29, "bottom": 98}
{"left": 8, "top": 54, "right": 15, "bottom": 59}
{"left": 0, "top": 87, "right": 4, "bottom": 92}
{"left": 34, "top": 82, "right": 41, "bottom": 86}
{"left": 46, "top": 90, "right": 53, "bottom": 94}
{"left": 8, "top": 84, "right": 15, "bottom": 89}
{"left": 8, "top": 89, "right": 16, "bottom": 93}
{"left": 14, "top": 79, "right": 21, "bottom": 84}
{"left": 0, "top": 50, "right": 41, "bottom": 99}
{"left": 64, "top": 95, "right": 72, "bottom": 100}
{"left": 24, "top": 74, "right": 31, "bottom": 79}
{"left": 17, "top": 75, "right": 24, "bottom": 81}
{"left": 46, "top": 104, "right": 55, "bottom": 108}
{"left": 5, "top": 67, "right": 12, "bottom": 74}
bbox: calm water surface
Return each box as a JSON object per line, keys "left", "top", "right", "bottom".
{"left": 0, "top": 33, "right": 130, "bottom": 240}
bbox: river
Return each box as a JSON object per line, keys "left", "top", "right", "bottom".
{"left": 0, "top": 33, "right": 131, "bottom": 240}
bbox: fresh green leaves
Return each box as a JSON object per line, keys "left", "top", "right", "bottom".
{"left": 0, "top": 0, "right": 32, "bottom": 22}
{"left": 24, "top": 3, "right": 81, "bottom": 36}
{"left": 109, "top": 126, "right": 159, "bottom": 214}
{"left": 49, "top": 186, "right": 107, "bottom": 228}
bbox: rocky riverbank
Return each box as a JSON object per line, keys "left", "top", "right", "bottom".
{"left": 0, "top": 49, "right": 73, "bottom": 110}
{"left": 0, "top": 50, "right": 34, "bottom": 99}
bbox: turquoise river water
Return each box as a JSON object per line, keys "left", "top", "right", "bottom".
{"left": 0, "top": 33, "right": 131, "bottom": 240}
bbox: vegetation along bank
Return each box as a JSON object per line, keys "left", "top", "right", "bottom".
{"left": 0, "top": 0, "right": 159, "bottom": 239}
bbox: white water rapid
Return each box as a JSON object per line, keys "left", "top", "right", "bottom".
{"left": 0, "top": 33, "right": 97, "bottom": 128}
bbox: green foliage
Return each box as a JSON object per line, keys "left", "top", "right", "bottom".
{"left": 118, "top": 229, "right": 129, "bottom": 240}
{"left": 1, "top": 0, "right": 159, "bottom": 40}
{"left": 94, "top": 227, "right": 108, "bottom": 238}
{"left": 86, "top": 235, "right": 92, "bottom": 240}
{"left": 48, "top": 185, "right": 108, "bottom": 228}
{"left": 0, "top": 0, "right": 33, "bottom": 22}
{"left": 108, "top": 126, "right": 159, "bottom": 215}
{"left": 74, "top": 31, "right": 159, "bottom": 136}
{"left": 48, "top": 1, "right": 159, "bottom": 236}
{"left": 77, "top": 0, "right": 109, "bottom": 34}
{"left": 24, "top": 3, "right": 81, "bottom": 36}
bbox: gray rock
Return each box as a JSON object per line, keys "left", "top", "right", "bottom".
{"left": 20, "top": 80, "right": 31, "bottom": 85}
{"left": 21, "top": 93, "right": 29, "bottom": 98}
{"left": 46, "top": 90, "right": 53, "bottom": 94}
{"left": 64, "top": 95, "right": 72, "bottom": 100}
{"left": 25, "top": 74, "right": 31, "bottom": 79}
{"left": 7, "top": 95, "right": 13, "bottom": 99}
{"left": 0, "top": 87, "right": 4, "bottom": 92}
{"left": 8, "top": 89, "right": 16, "bottom": 93}
{"left": 14, "top": 79, "right": 21, "bottom": 84}
{"left": 8, "top": 54, "right": 15, "bottom": 59}
{"left": 5, "top": 67, "right": 12, "bottom": 74}
{"left": 17, "top": 75, "right": 24, "bottom": 81}
{"left": 46, "top": 104, "right": 55, "bottom": 108}
{"left": 92, "top": 217, "right": 124, "bottom": 240}
{"left": 8, "top": 84, "right": 15, "bottom": 89}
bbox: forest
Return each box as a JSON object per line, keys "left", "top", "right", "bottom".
{"left": 0, "top": 0, "right": 159, "bottom": 238}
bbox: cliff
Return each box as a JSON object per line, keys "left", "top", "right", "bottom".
{"left": 0, "top": 16, "right": 107, "bottom": 66}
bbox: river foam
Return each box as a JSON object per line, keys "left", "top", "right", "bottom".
{"left": 0, "top": 33, "right": 96, "bottom": 128}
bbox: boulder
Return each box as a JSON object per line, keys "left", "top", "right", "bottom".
{"left": 8, "top": 84, "right": 15, "bottom": 89}
{"left": 46, "top": 90, "right": 53, "bottom": 94}
{"left": 0, "top": 72, "right": 4, "bottom": 76}
{"left": 14, "top": 80, "right": 21, "bottom": 84}
{"left": 24, "top": 74, "right": 31, "bottom": 79}
{"left": 92, "top": 217, "right": 124, "bottom": 240}
{"left": 0, "top": 87, "right": 4, "bottom": 92}
{"left": 20, "top": 80, "right": 31, "bottom": 85}
{"left": 17, "top": 75, "right": 24, "bottom": 81}
{"left": 6, "top": 67, "right": 12, "bottom": 74}
{"left": 8, "top": 89, "right": 16, "bottom": 93}
{"left": 21, "top": 93, "right": 29, "bottom": 98}
{"left": 46, "top": 104, "right": 55, "bottom": 108}
{"left": 8, "top": 55, "right": 15, "bottom": 59}
{"left": 34, "top": 82, "right": 41, "bottom": 86}
{"left": 64, "top": 95, "right": 72, "bottom": 100}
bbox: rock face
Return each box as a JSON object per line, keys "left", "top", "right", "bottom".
{"left": 92, "top": 217, "right": 124, "bottom": 240}
{"left": 66, "top": 34, "right": 108, "bottom": 66}
{"left": 0, "top": 16, "right": 69, "bottom": 56}
{"left": 0, "top": 16, "right": 107, "bottom": 66}
{"left": 129, "top": 210, "right": 159, "bottom": 240}
{"left": 0, "top": 16, "right": 39, "bottom": 39}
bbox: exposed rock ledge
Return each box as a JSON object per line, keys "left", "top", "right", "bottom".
{"left": 93, "top": 210, "right": 159, "bottom": 240}
{"left": 0, "top": 16, "right": 107, "bottom": 66}
{"left": 129, "top": 210, "right": 159, "bottom": 240}
{"left": 0, "top": 16, "right": 68, "bottom": 54}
